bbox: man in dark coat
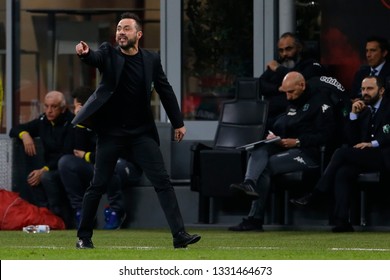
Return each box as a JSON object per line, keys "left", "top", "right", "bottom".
{"left": 350, "top": 36, "right": 390, "bottom": 100}
{"left": 291, "top": 76, "right": 390, "bottom": 232}
{"left": 73, "top": 12, "right": 200, "bottom": 249}
{"left": 259, "top": 32, "right": 325, "bottom": 129}
{"left": 229, "top": 72, "right": 335, "bottom": 232}
{"left": 9, "top": 91, "right": 75, "bottom": 227}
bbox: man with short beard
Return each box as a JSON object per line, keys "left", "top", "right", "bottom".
{"left": 290, "top": 76, "right": 390, "bottom": 232}
{"left": 73, "top": 12, "right": 200, "bottom": 249}
{"left": 259, "top": 32, "right": 325, "bottom": 129}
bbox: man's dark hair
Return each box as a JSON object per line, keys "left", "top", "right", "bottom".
{"left": 364, "top": 75, "right": 385, "bottom": 89}
{"left": 120, "top": 12, "right": 143, "bottom": 31}
{"left": 366, "top": 36, "right": 390, "bottom": 53}
{"left": 71, "top": 86, "right": 94, "bottom": 105}
{"left": 279, "top": 32, "right": 303, "bottom": 49}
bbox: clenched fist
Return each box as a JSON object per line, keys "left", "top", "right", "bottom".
{"left": 75, "top": 41, "right": 89, "bottom": 55}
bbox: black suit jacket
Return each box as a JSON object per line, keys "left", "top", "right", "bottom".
{"left": 345, "top": 97, "right": 390, "bottom": 171}
{"left": 350, "top": 61, "right": 390, "bottom": 99}
{"left": 72, "top": 42, "right": 184, "bottom": 144}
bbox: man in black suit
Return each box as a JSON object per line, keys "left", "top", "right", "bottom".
{"left": 291, "top": 76, "right": 390, "bottom": 232}
{"left": 350, "top": 36, "right": 390, "bottom": 100}
{"left": 73, "top": 12, "right": 200, "bottom": 249}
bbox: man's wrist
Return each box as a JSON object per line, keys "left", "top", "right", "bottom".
{"left": 84, "top": 152, "right": 91, "bottom": 163}
{"left": 295, "top": 139, "right": 301, "bottom": 147}
{"left": 19, "top": 131, "right": 28, "bottom": 139}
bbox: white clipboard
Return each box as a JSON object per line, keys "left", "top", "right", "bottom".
{"left": 236, "top": 136, "right": 281, "bottom": 150}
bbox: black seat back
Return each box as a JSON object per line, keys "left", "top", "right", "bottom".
{"left": 214, "top": 100, "right": 268, "bottom": 149}
{"left": 235, "top": 77, "right": 260, "bottom": 100}
{"left": 213, "top": 77, "right": 267, "bottom": 149}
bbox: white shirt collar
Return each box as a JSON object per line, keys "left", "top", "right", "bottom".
{"left": 372, "top": 61, "right": 386, "bottom": 74}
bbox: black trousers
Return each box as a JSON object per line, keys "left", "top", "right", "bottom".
{"left": 77, "top": 133, "right": 184, "bottom": 239}
{"left": 58, "top": 155, "right": 124, "bottom": 213}
{"left": 38, "top": 170, "right": 73, "bottom": 228}
{"left": 33, "top": 170, "right": 62, "bottom": 210}
{"left": 315, "top": 146, "right": 382, "bottom": 222}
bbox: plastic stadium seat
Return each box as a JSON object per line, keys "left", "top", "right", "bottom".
{"left": 190, "top": 77, "right": 268, "bottom": 223}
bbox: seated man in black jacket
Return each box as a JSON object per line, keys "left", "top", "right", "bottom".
{"left": 229, "top": 72, "right": 335, "bottom": 231}
{"left": 291, "top": 76, "right": 390, "bottom": 232}
{"left": 10, "top": 91, "right": 75, "bottom": 227}
{"left": 58, "top": 86, "right": 143, "bottom": 229}
{"left": 260, "top": 32, "right": 325, "bottom": 129}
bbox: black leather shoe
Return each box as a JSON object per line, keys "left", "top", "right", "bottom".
{"left": 173, "top": 231, "right": 201, "bottom": 248}
{"left": 230, "top": 181, "right": 259, "bottom": 199}
{"left": 228, "top": 217, "right": 263, "bottom": 231}
{"left": 76, "top": 238, "right": 94, "bottom": 249}
{"left": 332, "top": 223, "right": 354, "bottom": 233}
{"left": 290, "top": 193, "right": 313, "bottom": 207}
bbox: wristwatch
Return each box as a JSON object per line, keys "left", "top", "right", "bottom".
{"left": 295, "top": 139, "right": 301, "bottom": 147}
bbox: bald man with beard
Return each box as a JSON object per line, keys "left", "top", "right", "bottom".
{"left": 229, "top": 72, "right": 335, "bottom": 232}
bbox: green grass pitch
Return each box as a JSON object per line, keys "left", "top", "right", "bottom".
{"left": 1, "top": 228, "right": 390, "bottom": 260}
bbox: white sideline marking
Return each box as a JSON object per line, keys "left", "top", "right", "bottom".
{"left": 12, "top": 246, "right": 67, "bottom": 249}
{"left": 11, "top": 245, "right": 282, "bottom": 250}
{"left": 210, "top": 246, "right": 281, "bottom": 250}
{"left": 331, "top": 247, "right": 390, "bottom": 252}
{"left": 112, "top": 246, "right": 282, "bottom": 250}
{"left": 11, "top": 245, "right": 390, "bottom": 252}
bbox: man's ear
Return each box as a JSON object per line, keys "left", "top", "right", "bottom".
{"left": 379, "top": 87, "right": 385, "bottom": 96}
{"left": 301, "top": 81, "right": 306, "bottom": 91}
{"left": 382, "top": 49, "right": 388, "bottom": 59}
{"left": 137, "top": 30, "right": 143, "bottom": 40}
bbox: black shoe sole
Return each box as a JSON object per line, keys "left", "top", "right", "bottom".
{"left": 289, "top": 199, "right": 309, "bottom": 207}
{"left": 174, "top": 235, "right": 201, "bottom": 249}
{"left": 229, "top": 185, "right": 260, "bottom": 199}
{"left": 76, "top": 245, "right": 94, "bottom": 249}
{"left": 76, "top": 240, "right": 94, "bottom": 249}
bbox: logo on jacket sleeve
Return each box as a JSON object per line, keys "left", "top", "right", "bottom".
{"left": 383, "top": 124, "right": 390, "bottom": 134}
{"left": 322, "top": 104, "right": 330, "bottom": 113}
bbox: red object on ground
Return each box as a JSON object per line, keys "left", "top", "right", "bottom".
{"left": 0, "top": 189, "right": 65, "bottom": 230}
